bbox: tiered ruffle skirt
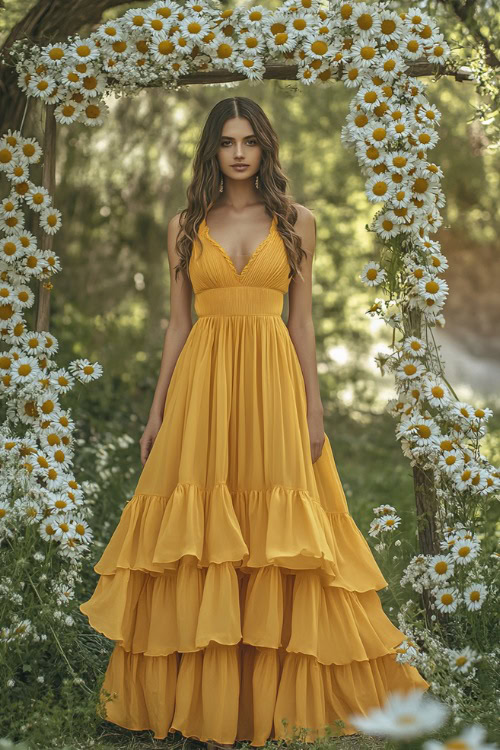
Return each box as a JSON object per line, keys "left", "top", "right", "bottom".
{"left": 79, "top": 310, "right": 430, "bottom": 745}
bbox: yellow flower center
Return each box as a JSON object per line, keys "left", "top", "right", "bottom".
{"left": 434, "top": 561, "right": 448, "bottom": 574}
{"left": 425, "top": 280, "right": 439, "bottom": 294}
{"left": 431, "top": 386, "right": 444, "bottom": 398}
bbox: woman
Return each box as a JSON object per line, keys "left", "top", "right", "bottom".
{"left": 80, "top": 96, "right": 430, "bottom": 748}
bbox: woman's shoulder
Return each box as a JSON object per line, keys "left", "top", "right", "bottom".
{"left": 290, "top": 202, "right": 316, "bottom": 236}
{"left": 168, "top": 212, "right": 183, "bottom": 233}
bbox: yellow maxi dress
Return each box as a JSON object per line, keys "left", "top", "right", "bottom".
{"left": 79, "top": 214, "right": 430, "bottom": 745}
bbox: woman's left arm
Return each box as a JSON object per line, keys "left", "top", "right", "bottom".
{"left": 286, "top": 204, "right": 325, "bottom": 463}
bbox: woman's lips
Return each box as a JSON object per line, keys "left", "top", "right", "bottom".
{"left": 232, "top": 164, "right": 249, "bottom": 170}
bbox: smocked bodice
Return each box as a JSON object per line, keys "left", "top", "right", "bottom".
{"left": 189, "top": 215, "right": 291, "bottom": 318}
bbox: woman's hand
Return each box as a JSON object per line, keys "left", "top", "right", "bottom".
{"left": 307, "top": 410, "right": 325, "bottom": 464}
{"left": 139, "top": 413, "right": 163, "bottom": 466}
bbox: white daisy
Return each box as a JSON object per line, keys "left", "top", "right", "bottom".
{"left": 379, "top": 513, "right": 401, "bottom": 531}
{"left": 0, "top": 234, "right": 24, "bottom": 262}
{"left": 0, "top": 194, "right": 20, "bottom": 217}
{"left": 434, "top": 586, "right": 459, "bottom": 613}
{"left": 21, "top": 331, "right": 47, "bottom": 356}
{"left": 471, "top": 406, "right": 493, "bottom": 422}
{"left": 452, "top": 400, "right": 475, "bottom": 422}
{"left": 384, "top": 304, "right": 402, "bottom": 328}
{"left": 49, "top": 367, "right": 75, "bottom": 394}
{"left": 368, "top": 517, "right": 383, "bottom": 537}
{"left": 67, "top": 358, "right": 103, "bottom": 382}
{"left": 205, "top": 33, "right": 239, "bottom": 68}
{"left": 233, "top": 55, "right": 266, "bottom": 80}
{"left": 396, "top": 360, "right": 426, "bottom": 380}
{"left": 374, "top": 51, "right": 406, "bottom": 83}
{"left": 424, "top": 724, "right": 492, "bottom": 750}
{"left": 407, "top": 384, "right": 423, "bottom": 404}
{"left": 46, "top": 444, "right": 73, "bottom": 473}
{"left": 447, "top": 646, "right": 479, "bottom": 674}
{"left": 438, "top": 450, "right": 464, "bottom": 475}
{"left": 438, "top": 436, "right": 455, "bottom": 453}
{"left": 350, "top": 2, "right": 382, "bottom": 36}
{"left": 349, "top": 688, "right": 449, "bottom": 739}
{"left": 39, "top": 516, "right": 59, "bottom": 541}
{"left": 360, "top": 261, "right": 386, "bottom": 286}
{"left": 72, "top": 518, "right": 93, "bottom": 545}
{"left": 403, "top": 336, "right": 426, "bottom": 357}
{"left": 240, "top": 5, "right": 269, "bottom": 27}
{"left": 423, "top": 378, "right": 450, "bottom": 408}
{"left": 4, "top": 155, "right": 30, "bottom": 184}
{"left": 426, "top": 36, "right": 451, "bottom": 66}
{"left": 463, "top": 582, "right": 488, "bottom": 611}
{"left": 53, "top": 100, "right": 83, "bottom": 126}
{"left": 415, "top": 292, "right": 447, "bottom": 317}
{"left": 288, "top": 11, "right": 318, "bottom": 38}
{"left": 481, "top": 473, "right": 500, "bottom": 495}
{"left": 386, "top": 399, "right": 410, "bottom": 418}
{"left": 296, "top": 64, "right": 320, "bottom": 86}
{"left": 27, "top": 73, "right": 57, "bottom": 100}
{"left": 0, "top": 138, "right": 17, "bottom": 171}
{"left": 417, "top": 274, "right": 449, "bottom": 300}
{"left": 468, "top": 467, "right": 489, "bottom": 491}
{"left": 453, "top": 465, "right": 481, "bottom": 493}
{"left": 40, "top": 42, "right": 69, "bottom": 67}
{"left": 238, "top": 30, "right": 265, "bottom": 56}
{"left": 10, "top": 355, "right": 39, "bottom": 385}
{"left": 365, "top": 172, "right": 397, "bottom": 203}
{"left": 25, "top": 183, "right": 52, "bottom": 213}
{"left": 365, "top": 122, "right": 391, "bottom": 150}
{"left": 450, "top": 538, "right": 480, "bottom": 566}
{"left": 427, "top": 554, "right": 454, "bottom": 583}
{"left": 39, "top": 206, "right": 62, "bottom": 235}
{"left": 400, "top": 29, "right": 427, "bottom": 61}
{"left": 0, "top": 501, "right": 11, "bottom": 521}
{"left": 68, "top": 36, "right": 101, "bottom": 64}
{"left": 387, "top": 149, "right": 416, "bottom": 175}
{"left": 95, "top": 20, "right": 125, "bottom": 42}
{"left": 18, "top": 136, "right": 43, "bottom": 164}
{"left": 80, "top": 99, "right": 108, "bottom": 128}
{"left": 394, "top": 638, "right": 419, "bottom": 661}
{"left": 349, "top": 33, "right": 380, "bottom": 71}
{"left": 373, "top": 504, "right": 398, "bottom": 516}
{"left": 426, "top": 250, "right": 448, "bottom": 272}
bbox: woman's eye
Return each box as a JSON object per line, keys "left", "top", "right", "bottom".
{"left": 221, "top": 139, "right": 257, "bottom": 146}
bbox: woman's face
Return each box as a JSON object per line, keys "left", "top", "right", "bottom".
{"left": 216, "top": 116, "right": 262, "bottom": 182}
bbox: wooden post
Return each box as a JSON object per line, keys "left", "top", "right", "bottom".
{"left": 35, "top": 103, "right": 56, "bottom": 332}
{"left": 404, "top": 305, "right": 446, "bottom": 624}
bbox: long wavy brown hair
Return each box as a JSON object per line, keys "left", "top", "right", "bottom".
{"left": 173, "top": 96, "right": 308, "bottom": 284}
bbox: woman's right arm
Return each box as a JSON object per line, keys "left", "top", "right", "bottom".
{"left": 139, "top": 212, "right": 193, "bottom": 465}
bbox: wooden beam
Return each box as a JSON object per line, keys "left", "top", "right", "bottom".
{"left": 168, "top": 60, "right": 475, "bottom": 86}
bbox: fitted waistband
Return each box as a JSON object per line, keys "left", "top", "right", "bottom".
{"left": 194, "top": 287, "right": 284, "bottom": 317}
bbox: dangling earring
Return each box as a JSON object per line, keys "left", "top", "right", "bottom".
{"left": 219, "top": 175, "right": 224, "bottom": 192}
{"left": 255, "top": 173, "right": 259, "bottom": 189}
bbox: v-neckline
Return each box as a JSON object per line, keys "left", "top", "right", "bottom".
{"left": 202, "top": 214, "right": 276, "bottom": 279}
